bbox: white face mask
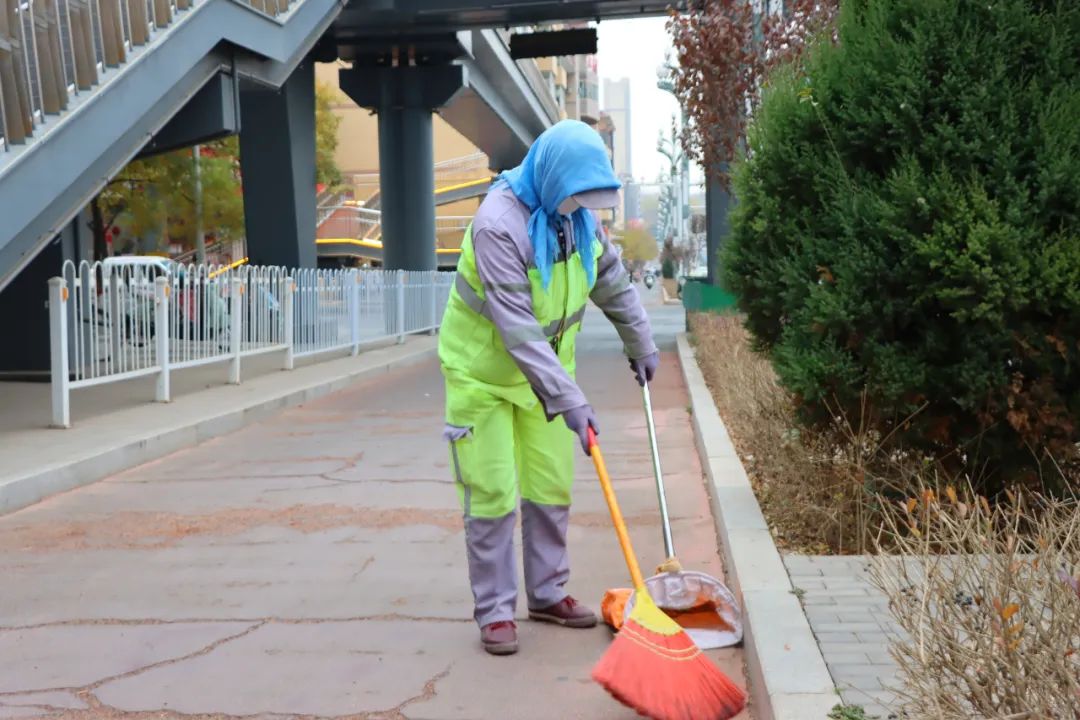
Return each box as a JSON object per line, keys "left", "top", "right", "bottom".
{"left": 557, "top": 196, "right": 580, "bottom": 216}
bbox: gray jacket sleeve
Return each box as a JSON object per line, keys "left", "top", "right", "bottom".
{"left": 589, "top": 227, "right": 657, "bottom": 359}
{"left": 472, "top": 221, "right": 588, "bottom": 418}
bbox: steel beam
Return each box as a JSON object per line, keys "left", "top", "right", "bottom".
{"left": 239, "top": 60, "right": 319, "bottom": 269}
{"left": 340, "top": 63, "right": 464, "bottom": 272}
{"left": 336, "top": 0, "right": 689, "bottom": 34}
{"left": 439, "top": 29, "right": 555, "bottom": 170}
{"left": 138, "top": 73, "right": 240, "bottom": 159}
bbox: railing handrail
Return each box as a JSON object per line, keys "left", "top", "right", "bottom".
{"left": 433, "top": 152, "right": 488, "bottom": 176}
{"left": 173, "top": 239, "right": 227, "bottom": 263}
{"left": 0, "top": 0, "right": 307, "bottom": 155}
{"left": 315, "top": 205, "right": 475, "bottom": 245}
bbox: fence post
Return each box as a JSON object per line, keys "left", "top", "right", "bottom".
{"left": 49, "top": 278, "right": 71, "bottom": 428}
{"left": 283, "top": 277, "right": 295, "bottom": 371}
{"left": 429, "top": 271, "right": 438, "bottom": 336}
{"left": 108, "top": 269, "right": 123, "bottom": 365}
{"left": 154, "top": 277, "right": 171, "bottom": 402}
{"left": 396, "top": 269, "right": 405, "bottom": 344}
{"left": 350, "top": 269, "right": 360, "bottom": 356}
{"left": 229, "top": 276, "right": 243, "bottom": 384}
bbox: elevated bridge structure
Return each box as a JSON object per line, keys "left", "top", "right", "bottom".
{"left": 0, "top": 0, "right": 685, "bottom": 371}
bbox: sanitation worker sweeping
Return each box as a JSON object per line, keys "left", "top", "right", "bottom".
{"left": 439, "top": 120, "right": 745, "bottom": 719}
{"left": 438, "top": 119, "right": 659, "bottom": 656}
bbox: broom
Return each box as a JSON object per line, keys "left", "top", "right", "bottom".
{"left": 587, "top": 428, "right": 746, "bottom": 720}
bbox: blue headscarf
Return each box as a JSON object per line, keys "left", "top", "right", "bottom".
{"left": 497, "top": 120, "right": 621, "bottom": 290}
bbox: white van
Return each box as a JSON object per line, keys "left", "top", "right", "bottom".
{"left": 100, "top": 255, "right": 230, "bottom": 342}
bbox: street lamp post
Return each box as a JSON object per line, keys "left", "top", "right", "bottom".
{"left": 656, "top": 57, "right": 691, "bottom": 255}
{"left": 656, "top": 119, "right": 684, "bottom": 249}
{"left": 193, "top": 145, "right": 206, "bottom": 265}
{"left": 658, "top": 52, "right": 731, "bottom": 286}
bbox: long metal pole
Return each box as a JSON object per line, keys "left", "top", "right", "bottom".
{"left": 193, "top": 145, "right": 206, "bottom": 265}
{"left": 642, "top": 381, "right": 675, "bottom": 558}
{"left": 680, "top": 107, "right": 691, "bottom": 252}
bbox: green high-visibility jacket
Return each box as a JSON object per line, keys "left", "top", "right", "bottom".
{"left": 438, "top": 184, "right": 656, "bottom": 430}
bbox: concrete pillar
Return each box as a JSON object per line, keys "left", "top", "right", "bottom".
{"left": 705, "top": 171, "right": 731, "bottom": 287}
{"left": 339, "top": 63, "right": 463, "bottom": 272}
{"left": 0, "top": 212, "right": 84, "bottom": 377}
{"left": 378, "top": 104, "right": 436, "bottom": 271}
{"left": 239, "top": 59, "right": 317, "bottom": 269}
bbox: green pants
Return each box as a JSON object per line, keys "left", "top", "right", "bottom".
{"left": 447, "top": 382, "right": 577, "bottom": 626}
{"left": 448, "top": 391, "right": 575, "bottom": 518}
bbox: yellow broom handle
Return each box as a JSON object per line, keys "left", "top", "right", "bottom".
{"left": 588, "top": 428, "right": 647, "bottom": 592}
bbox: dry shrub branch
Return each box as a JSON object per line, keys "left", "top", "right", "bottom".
{"left": 869, "top": 487, "right": 1080, "bottom": 719}
{"left": 691, "top": 312, "right": 892, "bottom": 553}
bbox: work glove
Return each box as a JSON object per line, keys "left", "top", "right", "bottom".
{"left": 629, "top": 351, "right": 660, "bottom": 387}
{"left": 562, "top": 404, "right": 599, "bottom": 456}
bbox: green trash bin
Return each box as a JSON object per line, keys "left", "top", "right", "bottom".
{"left": 680, "top": 277, "right": 738, "bottom": 330}
{"left": 681, "top": 278, "right": 737, "bottom": 312}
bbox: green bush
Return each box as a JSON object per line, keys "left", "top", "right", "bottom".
{"left": 661, "top": 258, "right": 676, "bottom": 279}
{"left": 725, "top": 0, "right": 1080, "bottom": 486}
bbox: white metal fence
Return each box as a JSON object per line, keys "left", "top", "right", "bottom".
{"left": 48, "top": 260, "right": 454, "bottom": 427}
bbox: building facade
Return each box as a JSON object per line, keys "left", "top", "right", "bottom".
{"left": 623, "top": 180, "right": 642, "bottom": 224}
{"left": 602, "top": 77, "right": 632, "bottom": 180}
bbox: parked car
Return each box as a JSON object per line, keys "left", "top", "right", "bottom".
{"left": 99, "top": 256, "right": 177, "bottom": 342}
{"left": 100, "top": 255, "right": 231, "bottom": 343}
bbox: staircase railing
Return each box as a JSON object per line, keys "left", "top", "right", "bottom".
{"left": 0, "top": 0, "right": 303, "bottom": 157}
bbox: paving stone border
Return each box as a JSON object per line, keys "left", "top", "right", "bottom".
{"left": 677, "top": 333, "right": 839, "bottom": 720}
{"left": 784, "top": 555, "right": 903, "bottom": 718}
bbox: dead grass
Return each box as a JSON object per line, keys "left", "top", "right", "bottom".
{"left": 869, "top": 486, "right": 1080, "bottom": 718}
{"left": 690, "top": 313, "right": 914, "bottom": 554}
{"left": 691, "top": 313, "right": 1080, "bottom": 714}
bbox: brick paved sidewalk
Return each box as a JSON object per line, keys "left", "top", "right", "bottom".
{"left": 783, "top": 555, "right": 903, "bottom": 718}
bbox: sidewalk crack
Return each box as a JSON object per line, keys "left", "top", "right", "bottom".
{"left": 0, "top": 621, "right": 266, "bottom": 700}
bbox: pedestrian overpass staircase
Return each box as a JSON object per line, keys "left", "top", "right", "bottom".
{"left": 0, "top": 0, "right": 679, "bottom": 293}
{"left": 312, "top": 150, "right": 490, "bottom": 267}
{"left": 0, "top": 0, "right": 343, "bottom": 291}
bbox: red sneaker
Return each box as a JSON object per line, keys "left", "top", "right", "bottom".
{"left": 481, "top": 621, "right": 518, "bottom": 655}
{"left": 528, "top": 596, "right": 598, "bottom": 628}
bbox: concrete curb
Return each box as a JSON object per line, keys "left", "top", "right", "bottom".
{"left": 0, "top": 338, "right": 439, "bottom": 516}
{"left": 677, "top": 333, "right": 838, "bottom": 720}
{"left": 660, "top": 282, "right": 682, "bottom": 306}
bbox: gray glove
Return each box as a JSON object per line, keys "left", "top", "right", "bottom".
{"left": 629, "top": 351, "right": 660, "bottom": 387}
{"left": 562, "top": 404, "right": 599, "bottom": 456}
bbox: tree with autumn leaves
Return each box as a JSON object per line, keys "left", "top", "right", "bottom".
{"left": 668, "top": 0, "right": 837, "bottom": 188}
{"left": 94, "top": 80, "right": 343, "bottom": 257}
{"left": 613, "top": 225, "right": 659, "bottom": 276}
{"left": 671, "top": 0, "right": 1080, "bottom": 489}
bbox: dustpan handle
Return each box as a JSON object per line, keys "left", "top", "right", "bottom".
{"left": 642, "top": 381, "right": 676, "bottom": 559}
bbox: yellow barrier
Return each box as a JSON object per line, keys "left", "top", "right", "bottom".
{"left": 208, "top": 256, "right": 249, "bottom": 278}
{"left": 316, "top": 238, "right": 383, "bottom": 249}
{"left": 316, "top": 238, "right": 461, "bottom": 256}
{"left": 435, "top": 177, "right": 492, "bottom": 196}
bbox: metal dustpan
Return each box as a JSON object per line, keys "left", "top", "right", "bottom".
{"left": 623, "top": 381, "right": 743, "bottom": 649}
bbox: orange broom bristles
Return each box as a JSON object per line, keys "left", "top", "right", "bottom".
{"left": 587, "top": 429, "right": 746, "bottom": 720}
{"left": 592, "top": 593, "right": 745, "bottom": 720}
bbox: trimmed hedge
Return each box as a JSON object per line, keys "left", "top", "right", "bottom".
{"left": 725, "top": 0, "right": 1080, "bottom": 485}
